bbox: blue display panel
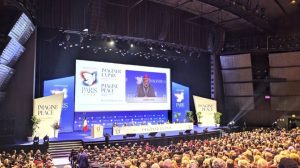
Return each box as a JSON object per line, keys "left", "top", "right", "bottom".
{"left": 43, "top": 76, "right": 75, "bottom": 132}
{"left": 172, "top": 82, "right": 190, "bottom": 123}
{"left": 73, "top": 111, "right": 168, "bottom": 130}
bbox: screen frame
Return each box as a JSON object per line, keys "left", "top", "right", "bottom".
{"left": 75, "top": 59, "right": 172, "bottom": 112}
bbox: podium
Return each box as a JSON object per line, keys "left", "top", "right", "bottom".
{"left": 91, "top": 124, "right": 103, "bottom": 138}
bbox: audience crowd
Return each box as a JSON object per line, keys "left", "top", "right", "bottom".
{"left": 1, "top": 128, "right": 299, "bottom": 168}
{"left": 0, "top": 149, "right": 54, "bottom": 168}
{"left": 72, "top": 128, "right": 300, "bottom": 168}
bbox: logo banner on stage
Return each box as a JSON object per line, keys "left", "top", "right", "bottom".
{"left": 44, "top": 76, "right": 75, "bottom": 132}
{"left": 193, "top": 96, "right": 216, "bottom": 126}
{"left": 172, "top": 82, "right": 190, "bottom": 123}
{"left": 33, "top": 94, "right": 63, "bottom": 138}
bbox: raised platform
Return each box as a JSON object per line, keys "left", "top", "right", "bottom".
{"left": 53, "top": 125, "right": 217, "bottom": 142}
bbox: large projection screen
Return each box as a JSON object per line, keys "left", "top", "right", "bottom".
{"left": 75, "top": 60, "right": 171, "bottom": 112}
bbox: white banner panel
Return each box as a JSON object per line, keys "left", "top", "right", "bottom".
{"left": 33, "top": 94, "right": 63, "bottom": 138}
{"left": 113, "top": 123, "right": 193, "bottom": 135}
{"left": 75, "top": 60, "right": 171, "bottom": 112}
{"left": 193, "top": 96, "right": 216, "bottom": 126}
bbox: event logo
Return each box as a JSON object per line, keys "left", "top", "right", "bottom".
{"left": 51, "top": 88, "right": 68, "bottom": 99}
{"left": 174, "top": 92, "right": 184, "bottom": 103}
{"left": 135, "top": 76, "right": 165, "bottom": 85}
{"left": 80, "top": 71, "right": 98, "bottom": 95}
{"left": 37, "top": 104, "right": 58, "bottom": 116}
{"left": 135, "top": 76, "right": 143, "bottom": 84}
{"left": 80, "top": 71, "right": 97, "bottom": 86}
{"left": 175, "top": 91, "right": 185, "bottom": 108}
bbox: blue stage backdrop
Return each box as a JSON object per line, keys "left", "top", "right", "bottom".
{"left": 43, "top": 76, "right": 75, "bottom": 132}
{"left": 73, "top": 111, "right": 168, "bottom": 130}
{"left": 45, "top": 76, "right": 169, "bottom": 131}
{"left": 172, "top": 82, "right": 190, "bottom": 123}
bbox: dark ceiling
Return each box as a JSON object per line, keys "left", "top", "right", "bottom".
{"left": 0, "top": 0, "right": 299, "bottom": 34}
{"left": 149, "top": 0, "right": 300, "bottom": 32}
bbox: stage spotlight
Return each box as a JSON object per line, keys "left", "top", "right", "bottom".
{"left": 33, "top": 136, "right": 39, "bottom": 145}
{"left": 290, "top": 0, "right": 296, "bottom": 4}
{"left": 228, "top": 121, "right": 235, "bottom": 129}
{"left": 80, "top": 36, "right": 84, "bottom": 43}
{"left": 130, "top": 44, "right": 134, "bottom": 48}
{"left": 43, "top": 135, "right": 49, "bottom": 145}
{"left": 149, "top": 47, "right": 153, "bottom": 50}
{"left": 272, "top": 121, "right": 278, "bottom": 129}
{"left": 109, "top": 40, "right": 115, "bottom": 46}
{"left": 83, "top": 28, "right": 88, "bottom": 32}
{"left": 66, "top": 34, "right": 70, "bottom": 41}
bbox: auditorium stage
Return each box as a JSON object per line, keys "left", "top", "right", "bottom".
{"left": 13, "top": 126, "right": 229, "bottom": 148}
{"left": 8, "top": 125, "right": 234, "bottom": 155}
{"left": 50, "top": 126, "right": 220, "bottom": 143}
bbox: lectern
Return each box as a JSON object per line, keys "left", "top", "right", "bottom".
{"left": 91, "top": 124, "right": 103, "bottom": 138}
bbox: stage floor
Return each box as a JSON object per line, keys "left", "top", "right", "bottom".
{"left": 18, "top": 126, "right": 221, "bottom": 145}
{"left": 51, "top": 126, "right": 219, "bottom": 142}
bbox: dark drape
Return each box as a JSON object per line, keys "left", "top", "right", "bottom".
{"left": 35, "top": 0, "right": 209, "bottom": 49}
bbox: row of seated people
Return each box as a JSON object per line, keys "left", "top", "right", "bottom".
{"left": 69, "top": 128, "right": 300, "bottom": 168}
{"left": 0, "top": 149, "right": 54, "bottom": 168}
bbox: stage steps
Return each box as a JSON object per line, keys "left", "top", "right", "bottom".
{"left": 48, "top": 141, "right": 83, "bottom": 158}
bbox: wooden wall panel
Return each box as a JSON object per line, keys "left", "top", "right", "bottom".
{"left": 222, "top": 69, "right": 253, "bottom": 82}
{"left": 224, "top": 83, "right": 253, "bottom": 96}
{"left": 271, "top": 96, "right": 300, "bottom": 111}
{"left": 224, "top": 97, "right": 255, "bottom": 111}
{"left": 220, "top": 54, "right": 251, "bottom": 69}
{"left": 271, "top": 82, "right": 300, "bottom": 95}
{"left": 270, "top": 67, "right": 300, "bottom": 81}
{"left": 269, "top": 51, "right": 300, "bottom": 67}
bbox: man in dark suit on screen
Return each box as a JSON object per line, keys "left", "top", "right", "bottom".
{"left": 136, "top": 74, "right": 156, "bottom": 97}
